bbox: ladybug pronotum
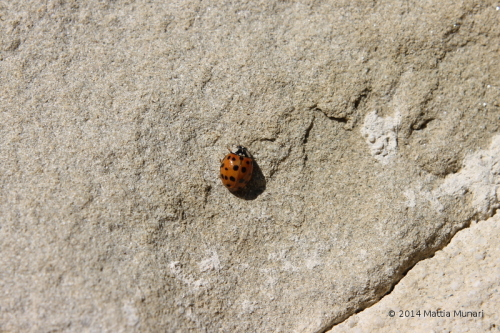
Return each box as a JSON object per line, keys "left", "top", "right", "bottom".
{"left": 220, "top": 146, "right": 254, "bottom": 192}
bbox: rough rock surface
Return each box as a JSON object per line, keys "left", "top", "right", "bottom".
{"left": 1, "top": 0, "right": 499, "bottom": 332}
{"left": 328, "top": 213, "right": 500, "bottom": 333}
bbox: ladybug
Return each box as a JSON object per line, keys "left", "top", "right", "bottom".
{"left": 220, "top": 146, "right": 254, "bottom": 192}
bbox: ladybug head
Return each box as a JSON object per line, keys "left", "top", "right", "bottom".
{"left": 234, "top": 146, "right": 250, "bottom": 157}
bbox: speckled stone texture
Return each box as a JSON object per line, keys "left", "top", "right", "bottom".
{"left": 1, "top": 0, "right": 499, "bottom": 332}
{"left": 328, "top": 213, "right": 500, "bottom": 333}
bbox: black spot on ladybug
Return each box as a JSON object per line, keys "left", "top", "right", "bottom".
{"left": 224, "top": 175, "right": 228, "bottom": 180}
{"left": 220, "top": 163, "right": 224, "bottom": 168}
{"left": 225, "top": 168, "right": 228, "bottom": 171}
{"left": 238, "top": 179, "right": 245, "bottom": 183}
{"left": 227, "top": 156, "right": 231, "bottom": 160}
{"left": 233, "top": 165, "right": 239, "bottom": 171}
{"left": 226, "top": 184, "right": 231, "bottom": 187}
{"left": 231, "top": 157, "right": 236, "bottom": 161}
{"left": 229, "top": 176, "right": 235, "bottom": 182}
{"left": 241, "top": 167, "right": 247, "bottom": 173}
{"left": 246, "top": 161, "right": 250, "bottom": 165}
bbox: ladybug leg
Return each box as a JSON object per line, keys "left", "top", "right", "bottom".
{"left": 227, "top": 146, "right": 233, "bottom": 153}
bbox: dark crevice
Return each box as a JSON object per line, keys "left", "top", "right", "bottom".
{"left": 303, "top": 115, "right": 315, "bottom": 145}
{"left": 313, "top": 107, "right": 348, "bottom": 123}
{"left": 328, "top": 116, "right": 348, "bottom": 123}
{"left": 353, "top": 88, "right": 370, "bottom": 110}
{"left": 302, "top": 114, "right": 315, "bottom": 165}
{"left": 411, "top": 117, "right": 435, "bottom": 131}
{"left": 259, "top": 137, "right": 277, "bottom": 142}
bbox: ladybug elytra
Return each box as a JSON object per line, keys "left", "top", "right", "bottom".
{"left": 220, "top": 146, "right": 254, "bottom": 192}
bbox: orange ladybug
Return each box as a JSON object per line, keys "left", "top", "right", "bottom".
{"left": 220, "top": 146, "right": 254, "bottom": 192}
